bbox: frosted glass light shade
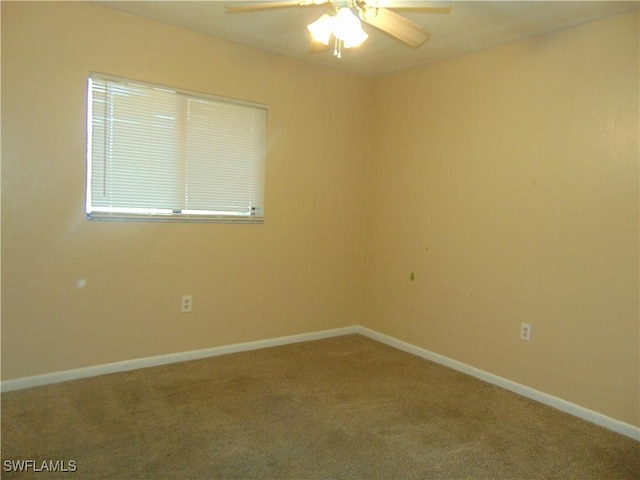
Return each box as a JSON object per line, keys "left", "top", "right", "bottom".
{"left": 334, "top": 7, "right": 368, "bottom": 48}
{"left": 307, "top": 13, "right": 334, "bottom": 45}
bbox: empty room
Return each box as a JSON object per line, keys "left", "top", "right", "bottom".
{"left": 1, "top": 1, "right": 639, "bottom": 478}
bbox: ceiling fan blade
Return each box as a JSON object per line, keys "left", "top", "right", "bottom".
{"left": 225, "top": 1, "right": 329, "bottom": 13}
{"left": 359, "top": 6, "right": 431, "bottom": 47}
{"left": 362, "top": 1, "right": 451, "bottom": 14}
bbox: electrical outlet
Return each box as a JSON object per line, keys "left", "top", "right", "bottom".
{"left": 520, "top": 322, "right": 531, "bottom": 342}
{"left": 181, "top": 295, "right": 193, "bottom": 313}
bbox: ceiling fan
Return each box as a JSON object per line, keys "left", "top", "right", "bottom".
{"left": 225, "top": 0, "right": 452, "bottom": 58}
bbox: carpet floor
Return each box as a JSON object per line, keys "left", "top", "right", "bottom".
{"left": 2, "top": 334, "right": 639, "bottom": 479}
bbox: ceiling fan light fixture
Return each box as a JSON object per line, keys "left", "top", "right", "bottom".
{"left": 307, "top": 13, "right": 334, "bottom": 45}
{"left": 334, "top": 7, "right": 368, "bottom": 48}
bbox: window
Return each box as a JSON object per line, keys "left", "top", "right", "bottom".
{"left": 86, "top": 73, "right": 267, "bottom": 223}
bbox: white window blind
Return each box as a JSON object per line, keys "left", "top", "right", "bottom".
{"left": 86, "top": 73, "right": 266, "bottom": 222}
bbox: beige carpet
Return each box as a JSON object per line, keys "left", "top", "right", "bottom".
{"left": 2, "top": 334, "right": 639, "bottom": 479}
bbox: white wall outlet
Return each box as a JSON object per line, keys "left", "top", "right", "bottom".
{"left": 520, "top": 322, "right": 532, "bottom": 342}
{"left": 181, "top": 295, "right": 193, "bottom": 313}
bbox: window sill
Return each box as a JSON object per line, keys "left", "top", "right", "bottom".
{"left": 86, "top": 213, "right": 264, "bottom": 224}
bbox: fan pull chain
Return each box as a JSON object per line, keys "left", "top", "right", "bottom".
{"left": 333, "top": 38, "right": 343, "bottom": 59}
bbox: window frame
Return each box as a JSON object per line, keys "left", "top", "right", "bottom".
{"left": 85, "top": 72, "right": 267, "bottom": 224}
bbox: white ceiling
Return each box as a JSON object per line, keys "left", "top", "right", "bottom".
{"left": 98, "top": 1, "right": 639, "bottom": 77}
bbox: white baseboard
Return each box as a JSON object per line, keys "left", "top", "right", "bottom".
{"left": 355, "top": 326, "right": 640, "bottom": 442}
{"left": 0, "top": 326, "right": 359, "bottom": 393}
{"left": 2, "top": 324, "right": 638, "bottom": 441}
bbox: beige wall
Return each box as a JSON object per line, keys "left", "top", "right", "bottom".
{"left": 1, "top": 2, "right": 371, "bottom": 377}
{"left": 2, "top": 3, "right": 638, "bottom": 429}
{"left": 362, "top": 11, "right": 639, "bottom": 426}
